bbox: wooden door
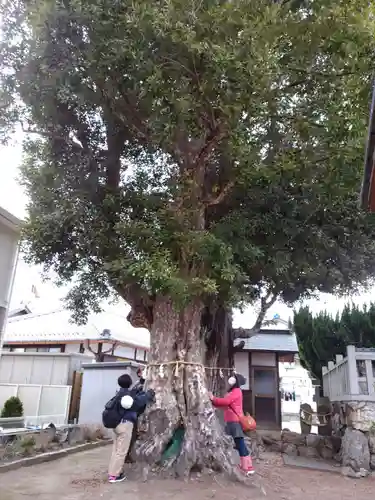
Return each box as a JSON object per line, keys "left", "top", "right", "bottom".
{"left": 251, "top": 366, "right": 278, "bottom": 428}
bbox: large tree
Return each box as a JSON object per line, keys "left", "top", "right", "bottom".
{"left": 1, "top": 0, "right": 375, "bottom": 475}
{"left": 295, "top": 304, "right": 375, "bottom": 382}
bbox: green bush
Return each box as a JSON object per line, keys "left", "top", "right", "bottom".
{"left": 0, "top": 396, "right": 24, "bottom": 418}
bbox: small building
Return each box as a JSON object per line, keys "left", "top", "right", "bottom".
{"left": 78, "top": 361, "right": 141, "bottom": 425}
{"left": 234, "top": 324, "right": 299, "bottom": 430}
{"left": 0, "top": 206, "right": 21, "bottom": 339}
{"left": 3, "top": 308, "right": 150, "bottom": 364}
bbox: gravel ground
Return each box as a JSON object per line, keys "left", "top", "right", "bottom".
{"left": 1, "top": 446, "right": 374, "bottom": 500}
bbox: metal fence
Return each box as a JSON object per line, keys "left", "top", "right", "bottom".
{"left": 322, "top": 346, "right": 375, "bottom": 402}
{"left": 0, "top": 383, "right": 71, "bottom": 426}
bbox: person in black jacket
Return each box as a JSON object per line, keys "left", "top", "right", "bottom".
{"left": 125, "top": 368, "right": 147, "bottom": 463}
{"left": 108, "top": 373, "right": 154, "bottom": 483}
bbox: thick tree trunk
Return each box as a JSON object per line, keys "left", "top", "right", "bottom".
{"left": 135, "top": 296, "right": 239, "bottom": 477}
{"left": 204, "top": 305, "right": 234, "bottom": 395}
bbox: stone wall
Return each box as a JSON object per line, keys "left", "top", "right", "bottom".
{"left": 253, "top": 430, "right": 341, "bottom": 461}
{"left": 330, "top": 400, "right": 375, "bottom": 477}
{"left": 340, "top": 427, "right": 370, "bottom": 477}
{"left": 0, "top": 424, "right": 110, "bottom": 465}
{"left": 331, "top": 401, "right": 375, "bottom": 434}
{"left": 344, "top": 401, "right": 375, "bottom": 432}
{"left": 253, "top": 400, "right": 375, "bottom": 480}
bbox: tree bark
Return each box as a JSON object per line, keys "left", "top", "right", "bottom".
{"left": 135, "top": 296, "right": 239, "bottom": 477}
{"left": 204, "top": 305, "right": 234, "bottom": 395}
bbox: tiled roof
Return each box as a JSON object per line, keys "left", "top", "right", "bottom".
{"left": 234, "top": 329, "right": 298, "bottom": 353}
{"left": 4, "top": 309, "right": 150, "bottom": 349}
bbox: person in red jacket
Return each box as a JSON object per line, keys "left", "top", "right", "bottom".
{"left": 210, "top": 373, "right": 254, "bottom": 475}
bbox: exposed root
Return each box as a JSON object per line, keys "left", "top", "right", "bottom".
{"left": 136, "top": 406, "right": 261, "bottom": 484}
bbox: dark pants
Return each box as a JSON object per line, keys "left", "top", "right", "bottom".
{"left": 234, "top": 437, "right": 249, "bottom": 457}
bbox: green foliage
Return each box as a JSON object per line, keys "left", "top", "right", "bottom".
{"left": 20, "top": 435, "right": 36, "bottom": 456}
{"left": 1, "top": 396, "right": 24, "bottom": 418}
{"left": 294, "top": 304, "right": 375, "bottom": 381}
{"left": 1, "top": 0, "right": 375, "bottom": 322}
{"left": 20, "top": 436, "right": 36, "bottom": 449}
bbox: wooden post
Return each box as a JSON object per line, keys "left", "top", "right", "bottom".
{"left": 365, "top": 359, "right": 374, "bottom": 396}
{"left": 327, "top": 362, "right": 335, "bottom": 397}
{"left": 322, "top": 366, "right": 328, "bottom": 397}
{"left": 36, "top": 385, "right": 43, "bottom": 425}
{"left": 347, "top": 345, "right": 359, "bottom": 395}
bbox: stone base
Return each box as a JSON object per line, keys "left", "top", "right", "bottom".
{"left": 341, "top": 427, "right": 370, "bottom": 473}
{"left": 0, "top": 424, "right": 109, "bottom": 465}
{"left": 332, "top": 401, "right": 375, "bottom": 434}
{"left": 256, "top": 429, "right": 341, "bottom": 462}
{"left": 346, "top": 401, "right": 375, "bottom": 432}
{"left": 330, "top": 400, "right": 375, "bottom": 478}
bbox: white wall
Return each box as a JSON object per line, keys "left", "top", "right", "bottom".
{"left": 279, "top": 362, "right": 314, "bottom": 404}
{"left": 234, "top": 352, "right": 250, "bottom": 390}
{"left": 0, "top": 223, "right": 19, "bottom": 336}
{"left": 65, "top": 343, "right": 82, "bottom": 354}
{"left": 0, "top": 226, "right": 18, "bottom": 309}
{"left": 79, "top": 363, "right": 140, "bottom": 424}
{"left": 112, "top": 345, "right": 135, "bottom": 359}
{"left": 0, "top": 352, "right": 91, "bottom": 386}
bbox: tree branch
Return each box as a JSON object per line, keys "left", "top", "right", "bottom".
{"left": 101, "top": 341, "right": 118, "bottom": 355}
{"left": 194, "top": 124, "right": 226, "bottom": 167}
{"left": 233, "top": 290, "right": 279, "bottom": 339}
{"left": 102, "top": 106, "right": 127, "bottom": 189}
{"left": 113, "top": 282, "right": 154, "bottom": 330}
{"left": 204, "top": 180, "right": 234, "bottom": 206}
{"left": 97, "top": 76, "right": 153, "bottom": 146}
{"left": 85, "top": 340, "right": 101, "bottom": 361}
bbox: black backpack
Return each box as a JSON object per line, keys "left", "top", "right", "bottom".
{"left": 102, "top": 392, "right": 123, "bottom": 429}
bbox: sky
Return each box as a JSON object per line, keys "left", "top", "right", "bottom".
{"left": 1, "top": 131, "right": 375, "bottom": 331}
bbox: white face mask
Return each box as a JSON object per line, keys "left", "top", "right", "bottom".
{"left": 228, "top": 376, "right": 236, "bottom": 387}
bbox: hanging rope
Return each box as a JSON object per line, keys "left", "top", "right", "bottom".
{"left": 299, "top": 407, "right": 332, "bottom": 427}
{"left": 143, "top": 360, "right": 236, "bottom": 379}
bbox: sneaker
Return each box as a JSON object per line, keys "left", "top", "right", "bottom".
{"left": 109, "top": 473, "right": 126, "bottom": 483}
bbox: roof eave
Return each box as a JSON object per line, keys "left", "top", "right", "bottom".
{"left": 0, "top": 206, "right": 22, "bottom": 233}
{"left": 3, "top": 337, "right": 149, "bottom": 349}
{"left": 237, "top": 347, "right": 298, "bottom": 354}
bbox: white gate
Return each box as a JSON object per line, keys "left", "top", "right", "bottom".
{"left": 0, "top": 383, "right": 72, "bottom": 426}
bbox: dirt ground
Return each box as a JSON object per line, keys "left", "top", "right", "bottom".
{"left": 1, "top": 446, "right": 374, "bottom": 500}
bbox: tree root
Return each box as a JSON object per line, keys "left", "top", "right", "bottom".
{"left": 136, "top": 415, "right": 265, "bottom": 494}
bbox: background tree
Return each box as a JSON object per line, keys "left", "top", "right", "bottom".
{"left": 1, "top": 396, "right": 24, "bottom": 418}
{"left": 85, "top": 339, "right": 118, "bottom": 363}
{"left": 1, "top": 0, "right": 375, "bottom": 475}
{"left": 294, "top": 304, "right": 375, "bottom": 382}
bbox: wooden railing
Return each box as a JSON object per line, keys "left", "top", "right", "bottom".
{"left": 322, "top": 346, "right": 375, "bottom": 402}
